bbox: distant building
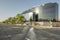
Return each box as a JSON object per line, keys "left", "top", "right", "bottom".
{"left": 22, "top": 3, "right": 58, "bottom": 21}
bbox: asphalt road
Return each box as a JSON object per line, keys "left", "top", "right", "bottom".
{"left": 0, "top": 24, "right": 60, "bottom": 40}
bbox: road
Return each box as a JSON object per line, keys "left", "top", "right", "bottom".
{"left": 34, "top": 28, "right": 60, "bottom": 40}
{"left": 0, "top": 24, "right": 60, "bottom": 40}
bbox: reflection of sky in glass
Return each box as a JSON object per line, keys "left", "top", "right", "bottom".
{"left": 23, "top": 12, "right": 33, "bottom": 20}
{"left": 29, "top": 12, "right": 33, "bottom": 18}
{"left": 35, "top": 7, "right": 39, "bottom": 14}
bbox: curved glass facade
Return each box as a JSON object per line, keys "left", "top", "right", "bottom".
{"left": 22, "top": 3, "right": 58, "bottom": 21}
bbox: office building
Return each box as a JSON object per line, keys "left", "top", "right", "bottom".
{"left": 22, "top": 3, "right": 58, "bottom": 21}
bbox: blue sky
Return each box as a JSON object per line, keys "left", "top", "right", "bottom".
{"left": 0, "top": 0, "right": 60, "bottom": 21}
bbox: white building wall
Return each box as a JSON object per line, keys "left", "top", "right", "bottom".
{"left": 22, "top": 12, "right": 33, "bottom": 21}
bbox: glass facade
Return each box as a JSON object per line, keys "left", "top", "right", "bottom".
{"left": 22, "top": 3, "right": 58, "bottom": 21}
{"left": 38, "top": 3, "right": 58, "bottom": 20}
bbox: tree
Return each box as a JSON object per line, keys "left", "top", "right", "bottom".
{"left": 2, "top": 13, "right": 25, "bottom": 24}
{"left": 2, "top": 20, "right": 8, "bottom": 23}
{"left": 2, "top": 17, "right": 16, "bottom": 24}
{"left": 15, "top": 14, "right": 25, "bottom": 23}
{"left": 30, "top": 17, "right": 33, "bottom": 21}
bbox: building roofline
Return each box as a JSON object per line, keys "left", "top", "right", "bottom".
{"left": 22, "top": 2, "right": 58, "bottom": 14}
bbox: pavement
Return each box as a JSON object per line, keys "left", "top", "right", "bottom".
{"left": 0, "top": 24, "right": 60, "bottom": 40}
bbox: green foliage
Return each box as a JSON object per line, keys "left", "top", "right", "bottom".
{"left": 2, "top": 20, "right": 8, "bottom": 23}
{"left": 30, "top": 17, "right": 33, "bottom": 21}
{"left": 15, "top": 14, "right": 25, "bottom": 23}
{"left": 2, "top": 13, "right": 25, "bottom": 24}
{"left": 8, "top": 17, "right": 16, "bottom": 24}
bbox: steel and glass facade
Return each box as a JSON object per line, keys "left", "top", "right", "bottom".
{"left": 22, "top": 3, "right": 58, "bottom": 21}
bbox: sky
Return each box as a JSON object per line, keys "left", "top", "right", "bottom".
{"left": 0, "top": 0, "right": 60, "bottom": 21}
